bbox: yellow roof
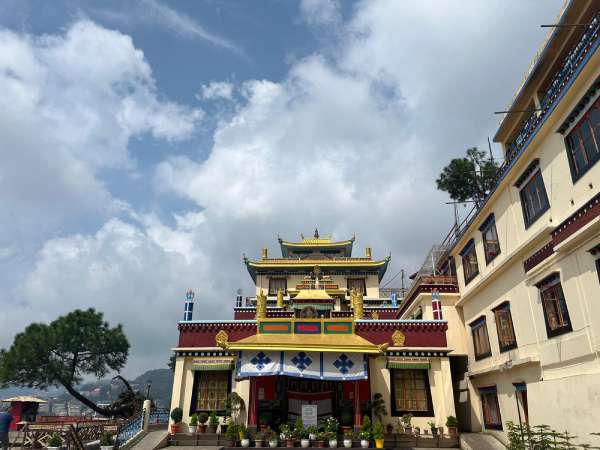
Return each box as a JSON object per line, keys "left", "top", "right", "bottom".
{"left": 247, "top": 258, "right": 385, "bottom": 266}
{"left": 279, "top": 238, "right": 354, "bottom": 247}
{"left": 293, "top": 289, "right": 333, "bottom": 300}
{"left": 2, "top": 396, "right": 47, "bottom": 403}
{"left": 226, "top": 333, "right": 386, "bottom": 354}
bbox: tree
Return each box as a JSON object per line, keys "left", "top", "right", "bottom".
{"left": 436, "top": 147, "right": 499, "bottom": 207}
{"left": 0, "top": 308, "right": 133, "bottom": 417}
{"left": 168, "top": 354, "right": 176, "bottom": 372}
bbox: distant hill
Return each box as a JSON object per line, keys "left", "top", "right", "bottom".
{"left": 132, "top": 369, "right": 173, "bottom": 408}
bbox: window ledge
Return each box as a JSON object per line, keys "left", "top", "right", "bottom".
{"left": 467, "top": 355, "right": 540, "bottom": 378}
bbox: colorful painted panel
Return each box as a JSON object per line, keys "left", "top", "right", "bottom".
{"left": 259, "top": 321, "right": 292, "bottom": 334}
{"left": 236, "top": 351, "right": 368, "bottom": 380}
{"left": 324, "top": 321, "right": 353, "bottom": 334}
{"left": 294, "top": 322, "right": 322, "bottom": 334}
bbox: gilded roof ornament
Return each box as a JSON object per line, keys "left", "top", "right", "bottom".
{"left": 392, "top": 330, "right": 406, "bottom": 347}
{"left": 215, "top": 330, "right": 229, "bottom": 349}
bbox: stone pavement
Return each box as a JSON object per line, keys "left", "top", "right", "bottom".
{"left": 460, "top": 433, "right": 507, "bottom": 450}
{"left": 129, "top": 429, "right": 169, "bottom": 450}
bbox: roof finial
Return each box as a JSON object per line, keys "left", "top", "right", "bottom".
{"left": 314, "top": 228, "right": 319, "bottom": 239}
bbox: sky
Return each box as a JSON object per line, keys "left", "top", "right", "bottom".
{"left": 0, "top": 0, "right": 565, "bottom": 377}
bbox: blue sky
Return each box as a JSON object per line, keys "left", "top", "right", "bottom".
{"left": 0, "top": 0, "right": 564, "bottom": 375}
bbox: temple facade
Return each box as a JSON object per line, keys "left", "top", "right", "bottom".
{"left": 170, "top": 232, "right": 457, "bottom": 434}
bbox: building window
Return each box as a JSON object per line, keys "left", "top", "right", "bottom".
{"left": 479, "top": 387, "right": 502, "bottom": 430}
{"left": 519, "top": 170, "right": 550, "bottom": 228}
{"left": 347, "top": 278, "right": 366, "bottom": 295}
{"left": 480, "top": 215, "right": 501, "bottom": 264}
{"left": 460, "top": 240, "right": 479, "bottom": 285}
{"left": 537, "top": 274, "right": 572, "bottom": 338}
{"left": 470, "top": 316, "right": 491, "bottom": 360}
{"left": 565, "top": 97, "right": 600, "bottom": 181}
{"left": 268, "top": 278, "right": 287, "bottom": 296}
{"left": 390, "top": 369, "right": 434, "bottom": 417}
{"left": 493, "top": 302, "right": 517, "bottom": 352}
{"left": 192, "top": 371, "right": 231, "bottom": 414}
{"left": 514, "top": 383, "right": 529, "bottom": 424}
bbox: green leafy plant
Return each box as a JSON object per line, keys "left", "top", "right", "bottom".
{"left": 209, "top": 411, "right": 219, "bottom": 427}
{"left": 170, "top": 407, "right": 183, "bottom": 424}
{"left": 198, "top": 412, "right": 209, "bottom": 424}
{"left": 445, "top": 416, "right": 458, "bottom": 427}
{"left": 100, "top": 432, "right": 113, "bottom": 447}
{"left": 343, "top": 429, "right": 353, "bottom": 439}
{"left": 280, "top": 424, "right": 292, "bottom": 439}
{"left": 317, "top": 431, "right": 328, "bottom": 442}
{"left": 372, "top": 393, "right": 387, "bottom": 424}
{"left": 48, "top": 433, "right": 63, "bottom": 447}
{"left": 190, "top": 413, "right": 198, "bottom": 426}
{"left": 226, "top": 423, "right": 240, "bottom": 441}
{"left": 238, "top": 424, "right": 248, "bottom": 439}
{"left": 372, "top": 421, "right": 384, "bottom": 440}
{"left": 306, "top": 425, "right": 318, "bottom": 436}
{"left": 427, "top": 421, "right": 436, "bottom": 429}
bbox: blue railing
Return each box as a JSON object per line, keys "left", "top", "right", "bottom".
{"left": 116, "top": 411, "right": 144, "bottom": 446}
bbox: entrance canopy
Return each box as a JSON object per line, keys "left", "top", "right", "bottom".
{"left": 237, "top": 350, "right": 368, "bottom": 381}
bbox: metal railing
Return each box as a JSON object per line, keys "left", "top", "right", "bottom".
{"left": 116, "top": 411, "right": 144, "bottom": 447}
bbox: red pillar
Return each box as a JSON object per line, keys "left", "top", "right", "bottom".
{"left": 249, "top": 377, "right": 258, "bottom": 428}
{"left": 353, "top": 381, "right": 361, "bottom": 431}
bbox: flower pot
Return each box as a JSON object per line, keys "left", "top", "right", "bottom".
{"left": 269, "top": 440, "right": 278, "bottom": 448}
{"left": 386, "top": 424, "right": 394, "bottom": 434}
{"left": 430, "top": 428, "right": 438, "bottom": 436}
{"left": 101, "top": 446, "right": 113, "bottom": 450}
{"left": 309, "top": 434, "right": 317, "bottom": 441}
{"left": 241, "top": 438, "right": 250, "bottom": 447}
{"left": 317, "top": 441, "right": 326, "bottom": 448}
{"left": 447, "top": 426, "right": 457, "bottom": 436}
{"left": 301, "top": 439, "right": 310, "bottom": 448}
{"left": 374, "top": 439, "right": 384, "bottom": 449}
{"left": 286, "top": 439, "right": 295, "bottom": 448}
{"left": 329, "top": 439, "right": 338, "bottom": 448}
{"left": 343, "top": 439, "right": 352, "bottom": 448}
{"left": 198, "top": 424, "right": 207, "bottom": 433}
{"left": 360, "top": 440, "right": 369, "bottom": 448}
{"left": 403, "top": 426, "right": 411, "bottom": 434}
{"left": 170, "top": 423, "right": 180, "bottom": 434}
{"left": 189, "top": 424, "right": 197, "bottom": 434}
{"left": 207, "top": 425, "right": 217, "bottom": 434}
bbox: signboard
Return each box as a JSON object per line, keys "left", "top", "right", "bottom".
{"left": 302, "top": 405, "right": 318, "bottom": 427}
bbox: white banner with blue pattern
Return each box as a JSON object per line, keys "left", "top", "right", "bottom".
{"left": 236, "top": 351, "right": 368, "bottom": 380}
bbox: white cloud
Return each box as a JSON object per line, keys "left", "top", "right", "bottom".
{"left": 198, "top": 81, "right": 235, "bottom": 101}
{"left": 139, "top": 0, "right": 245, "bottom": 57}
{"left": 299, "top": 0, "right": 341, "bottom": 26}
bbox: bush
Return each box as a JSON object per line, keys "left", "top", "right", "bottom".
{"left": 198, "top": 412, "right": 209, "bottom": 424}
{"left": 170, "top": 407, "right": 183, "bottom": 424}
{"left": 226, "top": 423, "right": 240, "bottom": 441}
{"left": 48, "top": 433, "right": 63, "bottom": 447}
{"left": 208, "top": 411, "right": 219, "bottom": 427}
{"left": 100, "top": 432, "right": 113, "bottom": 447}
{"left": 445, "top": 416, "right": 458, "bottom": 428}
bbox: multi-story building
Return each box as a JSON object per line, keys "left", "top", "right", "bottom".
{"left": 400, "top": 0, "right": 600, "bottom": 442}
{"left": 170, "top": 233, "right": 457, "bottom": 436}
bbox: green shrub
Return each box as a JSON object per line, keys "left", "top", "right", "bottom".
{"left": 190, "top": 413, "right": 198, "bottom": 426}
{"left": 208, "top": 411, "right": 219, "bottom": 427}
{"left": 48, "top": 433, "right": 63, "bottom": 447}
{"left": 445, "top": 416, "right": 458, "bottom": 427}
{"left": 100, "top": 432, "right": 113, "bottom": 447}
{"left": 372, "top": 422, "right": 384, "bottom": 440}
{"left": 170, "top": 407, "right": 183, "bottom": 424}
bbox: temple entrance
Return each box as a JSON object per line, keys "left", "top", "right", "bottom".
{"left": 255, "top": 376, "right": 370, "bottom": 430}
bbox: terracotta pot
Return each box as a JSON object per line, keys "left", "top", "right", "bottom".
{"left": 448, "top": 426, "right": 457, "bottom": 436}
{"left": 317, "top": 440, "right": 326, "bottom": 448}
{"left": 197, "top": 424, "right": 206, "bottom": 433}
{"left": 286, "top": 439, "right": 295, "bottom": 448}
{"left": 207, "top": 425, "right": 217, "bottom": 434}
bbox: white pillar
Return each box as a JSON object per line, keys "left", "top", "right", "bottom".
{"left": 143, "top": 399, "right": 152, "bottom": 432}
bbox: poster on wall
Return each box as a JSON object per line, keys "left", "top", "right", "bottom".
{"left": 302, "top": 405, "right": 318, "bottom": 427}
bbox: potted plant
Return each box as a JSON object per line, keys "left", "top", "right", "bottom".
{"left": 170, "top": 407, "right": 183, "bottom": 434}
{"left": 197, "top": 412, "right": 208, "bottom": 433}
{"left": 446, "top": 416, "right": 458, "bottom": 436}
{"left": 47, "top": 433, "right": 63, "bottom": 450}
{"left": 267, "top": 428, "right": 278, "bottom": 448}
{"left": 100, "top": 432, "right": 113, "bottom": 450}
{"left": 207, "top": 411, "right": 219, "bottom": 433}
{"left": 328, "top": 431, "right": 338, "bottom": 448}
{"left": 307, "top": 425, "right": 318, "bottom": 441}
{"left": 255, "top": 431, "right": 265, "bottom": 448}
{"left": 400, "top": 414, "right": 412, "bottom": 434}
{"left": 294, "top": 418, "right": 309, "bottom": 448}
{"left": 238, "top": 425, "right": 250, "bottom": 448}
{"left": 325, "top": 417, "right": 339, "bottom": 435}
{"left": 316, "top": 431, "right": 328, "bottom": 448}
{"left": 189, "top": 413, "right": 198, "bottom": 434}
{"left": 280, "top": 424, "right": 294, "bottom": 448}
{"left": 413, "top": 427, "right": 420, "bottom": 436}
{"left": 226, "top": 423, "right": 239, "bottom": 447}
{"left": 372, "top": 422, "right": 384, "bottom": 449}
{"left": 343, "top": 429, "right": 353, "bottom": 448}
{"left": 428, "top": 421, "right": 437, "bottom": 436}
{"left": 359, "top": 416, "right": 371, "bottom": 449}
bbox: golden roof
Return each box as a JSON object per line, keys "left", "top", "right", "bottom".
{"left": 226, "top": 333, "right": 385, "bottom": 354}
{"left": 292, "top": 289, "right": 333, "bottom": 300}
{"left": 247, "top": 258, "right": 385, "bottom": 266}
